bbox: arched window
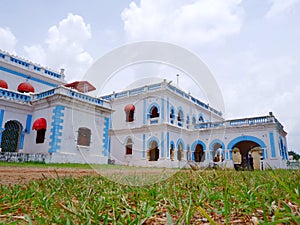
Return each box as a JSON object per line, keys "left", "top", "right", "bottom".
{"left": 192, "top": 116, "right": 196, "bottom": 124}
{"left": 170, "top": 108, "right": 175, "bottom": 124}
{"left": 177, "top": 110, "right": 183, "bottom": 122}
{"left": 150, "top": 106, "right": 159, "bottom": 118}
{"left": 170, "top": 108, "right": 175, "bottom": 119}
{"left": 32, "top": 118, "right": 47, "bottom": 144}
{"left": 170, "top": 143, "right": 175, "bottom": 160}
{"left": 77, "top": 127, "right": 91, "bottom": 146}
{"left": 199, "top": 115, "right": 204, "bottom": 123}
{"left": 124, "top": 104, "right": 135, "bottom": 122}
{"left": 125, "top": 138, "right": 133, "bottom": 155}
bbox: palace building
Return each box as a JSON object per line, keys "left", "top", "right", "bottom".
{"left": 0, "top": 49, "right": 289, "bottom": 169}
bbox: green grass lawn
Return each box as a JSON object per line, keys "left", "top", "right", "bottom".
{"left": 0, "top": 167, "right": 299, "bottom": 224}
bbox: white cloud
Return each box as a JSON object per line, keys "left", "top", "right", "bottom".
{"left": 121, "top": 0, "right": 244, "bottom": 45}
{"left": 217, "top": 52, "right": 299, "bottom": 151}
{"left": 24, "top": 13, "right": 93, "bottom": 81}
{"left": 265, "top": 0, "right": 300, "bottom": 18}
{"left": 0, "top": 27, "right": 17, "bottom": 54}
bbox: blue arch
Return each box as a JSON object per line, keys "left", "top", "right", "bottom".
{"left": 148, "top": 102, "right": 160, "bottom": 115}
{"left": 227, "top": 135, "right": 266, "bottom": 150}
{"left": 147, "top": 136, "right": 160, "bottom": 148}
{"left": 209, "top": 139, "right": 225, "bottom": 150}
{"left": 199, "top": 113, "right": 205, "bottom": 122}
{"left": 191, "top": 140, "right": 206, "bottom": 151}
{"left": 176, "top": 138, "right": 185, "bottom": 150}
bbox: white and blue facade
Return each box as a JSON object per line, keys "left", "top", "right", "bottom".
{"left": 0, "top": 49, "right": 289, "bottom": 168}
{"left": 0, "top": 49, "right": 112, "bottom": 164}
{"left": 105, "top": 80, "right": 289, "bottom": 169}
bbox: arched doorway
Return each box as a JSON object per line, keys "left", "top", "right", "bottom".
{"left": 212, "top": 143, "right": 224, "bottom": 162}
{"left": 194, "top": 144, "right": 205, "bottom": 162}
{"left": 149, "top": 140, "right": 159, "bottom": 161}
{"left": 1, "top": 120, "right": 23, "bottom": 152}
{"left": 233, "top": 141, "right": 261, "bottom": 170}
{"left": 177, "top": 142, "right": 183, "bottom": 161}
{"left": 125, "top": 138, "right": 133, "bottom": 155}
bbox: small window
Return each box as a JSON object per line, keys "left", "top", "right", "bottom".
{"left": 77, "top": 127, "right": 91, "bottom": 146}
{"left": 125, "top": 104, "right": 135, "bottom": 122}
{"left": 32, "top": 118, "right": 47, "bottom": 144}
{"left": 125, "top": 138, "right": 133, "bottom": 155}
{"left": 36, "top": 129, "right": 46, "bottom": 143}
{"left": 177, "top": 110, "right": 183, "bottom": 122}
{"left": 150, "top": 106, "right": 159, "bottom": 118}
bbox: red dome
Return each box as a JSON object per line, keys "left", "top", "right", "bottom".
{"left": 124, "top": 104, "right": 135, "bottom": 112}
{"left": 17, "top": 82, "right": 35, "bottom": 93}
{"left": 0, "top": 80, "right": 8, "bottom": 89}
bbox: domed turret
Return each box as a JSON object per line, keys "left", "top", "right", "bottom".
{"left": 0, "top": 80, "right": 8, "bottom": 89}
{"left": 17, "top": 82, "right": 35, "bottom": 93}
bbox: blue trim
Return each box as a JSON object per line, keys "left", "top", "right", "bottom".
{"left": 227, "top": 135, "right": 267, "bottom": 149}
{"left": 108, "top": 137, "right": 111, "bottom": 158}
{"left": 209, "top": 139, "right": 225, "bottom": 150}
{"left": 19, "top": 132, "right": 25, "bottom": 149}
{"left": 269, "top": 132, "right": 276, "bottom": 158}
{"left": 191, "top": 140, "right": 206, "bottom": 152}
{"left": 103, "top": 117, "right": 110, "bottom": 156}
{"left": 176, "top": 138, "right": 185, "bottom": 150}
{"left": 147, "top": 136, "right": 160, "bottom": 148}
{"left": 48, "top": 105, "right": 65, "bottom": 153}
{"left": 192, "top": 116, "right": 196, "bottom": 124}
{"left": 142, "top": 134, "right": 146, "bottom": 158}
{"left": 0, "top": 129, "right": 2, "bottom": 145}
{"left": 167, "top": 97, "right": 169, "bottom": 123}
{"left": 25, "top": 114, "right": 32, "bottom": 134}
{"left": 161, "top": 98, "right": 165, "bottom": 122}
{"left": 167, "top": 132, "right": 170, "bottom": 158}
{"left": 161, "top": 132, "right": 164, "bottom": 157}
{"left": 0, "top": 109, "right": 4, "bottom": 128}
{"left": 143, "top": 99, "right": 146, "bottom": 125}
{"left": 0, "top": 66, "right": 58, "bottom": 87}
{"left": 0, "top": 89, "right": 31, "bottom": 102}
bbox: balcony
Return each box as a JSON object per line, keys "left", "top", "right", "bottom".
{"left": 193, "top": 115, "right": 283, "bottom": 130}
{"left": 0, "top": 88, "right": 31, "bottom": 103}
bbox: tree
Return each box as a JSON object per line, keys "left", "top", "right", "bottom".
{"left": 288, "top": 151, "right": 300, "bottom": 161}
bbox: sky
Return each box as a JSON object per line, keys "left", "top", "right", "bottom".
{"left": 0, "top": 0, "right": 299, "bottom": 153}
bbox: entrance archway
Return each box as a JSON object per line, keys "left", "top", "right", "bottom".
{"left": 177, "top": 143, "right": 183, "bottom": 161}
{"left": 149, "top": 140, "right": 159, "bottom": 161}
{"left": 233, "top": 141, "right": 261, "bottom": 170}
{"left": 212, "top": 143, "right": 224, "bottom": 162}
{"left": 1, "top": 120, "right": 23, "bottom": 152}
{"left": 194, "top": 144, "right": 205, "bottom": 162}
